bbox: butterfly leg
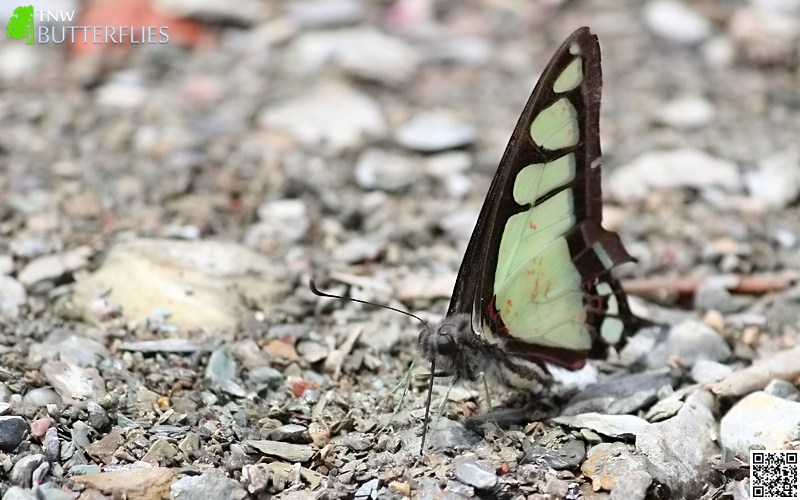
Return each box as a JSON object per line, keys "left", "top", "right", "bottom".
{"left": 432, "top": 378, "right": 456, "bottom": 433}
{"left": 378, "top": 358, "right": 416, "bottom": 435}
{"left": 481, "top": 371, "right": 507, "bottom": 438}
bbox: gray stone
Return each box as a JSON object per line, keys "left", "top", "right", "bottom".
{"left": 142, "top": 439, "right": 179, "bottom": 464}
{"left": 248, "top": 366, "right": 284, "bottom": 389}
{"left": 205, "top": 345, "right": 246, "bottom": 398}
{"left": 170, "top": 467, "right": 247, "bottom": 500}
{"left": 86, "top": 401, "right": 111, "bottom": 431}
{"left": 246, "top": 440, "right": 315, "bottom": 462}
{"left": 0, "top": 416, "right": 28, "bottom": 452}
{"left": 18, "top": 246, "right": 93, "bottom": 288}
{"left": 156, "top": 0, "right": 265, "bottom": 25}
{"left": 66, "top": 464, "right": 101, "bottom": 476}
{"left": 2, "top": 486, "right": 36, "bottom": 500}
{"left": 21, "top": 388, "right": 61, "bottom": 408}
{"left": 522, "top": 427, "right": 586, "bottom": 470}
{"left": 331, "top": 235, "right": 388, "bottom": 264}
{"left": 563, "top": 369, "right": 674, "bottom": 415}
{"left": 764, "top": 379, "right": 800, "bottom": 401}
{"left": 270, "top": 424, "right": 308, "bottom": 443}
{"left": 42, "top": 427, "right": 59, "bottom": 463}
{"left": 552, "top": 413, "right": 650, "bottom": 439}
{"left": 41, "top": 361, "right": 107, "bottom": 408}
{"left": 610, "top": 470, "right": 653, "bottom": 500}
{"left": 354, "top": 478, "right": 379, "bottom": 499}
{"left": 29, "top": 329, "right": 109, "bottom": 367}
{"left": 297, "top": 342, "right": 328, "bottom": 364}
{"left": 582, "top": 442, "right": 650, "bottom": 493}
{"left": 454, "top": 459, "right": 498, "bottom": 490}
{"left": 241, "top": 463, "right": 271, "bottom": 495}
{"left": 690, "top": 359, "right": 734, "bottom": 384}
{"left": 10, "top": 454, "right": 43, "bottom": 488}
{"left": 427, "top": 418, "right": 481, "bottom": 453}
{"left": 287, "top": 0, "right": 364, "bottom": 28}
{"left": 33, "top": 482, "right": 73, "bottom": 500}
{"left": 118, "top": 339, "right": 213, "bottom": 353}
{"left": 636, "top": 390, "right": 718, "bottom": 499}
{"left": 620, "top": 320, "right": 731, "bottom": 369}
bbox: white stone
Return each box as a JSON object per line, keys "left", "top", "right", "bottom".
{"left": 744, "top": 152, "right": 800, "bottom": 210}
{"left": 655, "top": 95, "right": 715, "bottom": 129}
{"left": 157, "top": 0, "right": 266, "bottom": 24}
{"left": 259, "top": 83, "right": 385, "bottom": 152}
{"left": 729, "top": 7, "right": 800, "bottom": 65}
{"left": 643, "top": 0, "right": 713, "bottom": 45}
{"left": 395, "top": 112, "right": 476, "bottom": 153}
{"left": 721, "top": 391, "right": 800, "bottom": 456}
{"left": 18, "top": 246, "right": 93, "bottom": 287}
{"left": 0, "top": 275, "right": 26, "bottom": 320}
{"left": 288, "top": 28, "right": 420, "bottom": 85}
{"left": 256, "top": 199, "right": 309, "bottom": 243}
{"left": 355, "top": 149, "right": 415, "bottom": 191}
{"left": 608, "top": 149, "right": 741, "bottom": 202}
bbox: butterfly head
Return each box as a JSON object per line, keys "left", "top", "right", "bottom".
{"left": 417, "top": 313, "right": 478, "bottom": 381}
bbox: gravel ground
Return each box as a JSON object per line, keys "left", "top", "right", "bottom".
{"left": 1, "top": 0, "right": 800, "bottom": 499}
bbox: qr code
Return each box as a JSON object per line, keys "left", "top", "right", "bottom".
{"left": 751, "top": 450, "right": 799, "bottom": 499}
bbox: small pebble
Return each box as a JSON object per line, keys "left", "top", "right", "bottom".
{"left": 643, "top": 0, "right": 713, "bottom": 45}
{"left": 87, "top": 401, "right": 111, "bottom": 431}
{"left": 10, "top": 454, "right": 44, "bottom": 488}
{"left": 0, "top": 416, "right": 28, "bottom": 452}
{"left": 29, "top": 417, "right": 53, "bottom": 438}
{"left": 395, "top": 113, "right": 476, "bottom": 153}
{"left": 454, "top": 460, "right": 498, "bottom": 490}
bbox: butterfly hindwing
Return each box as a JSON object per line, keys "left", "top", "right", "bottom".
{"left": 448, "top": 27, "right": 637, "bottom": 369}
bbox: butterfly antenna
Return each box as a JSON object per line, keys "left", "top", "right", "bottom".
{"left": 420, "top": 357, "right": 436, "bottom": 454}
{"left": 309, "top": 279, "right": 430, "bottom": 329}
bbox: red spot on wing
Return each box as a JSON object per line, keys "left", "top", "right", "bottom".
{"left": 543, "top": 280, "right": 554, "bottom": 299}
{"left": 528, "top": 222, "right": 537, "bottom": 231}
{"left": 530, "top": 272, "right": 541, "bottom": 302}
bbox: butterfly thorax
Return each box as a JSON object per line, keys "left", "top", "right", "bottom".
{"left": 417, "top": 313, "right": 550, "bottom": 390}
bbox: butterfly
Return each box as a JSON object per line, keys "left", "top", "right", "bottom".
{"left": 416, "top": 27, "right": 642, "bottom": 434}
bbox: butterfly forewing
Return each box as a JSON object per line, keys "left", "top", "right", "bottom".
{"left": 448, "top": 27, "right": 637, "bottom": 369}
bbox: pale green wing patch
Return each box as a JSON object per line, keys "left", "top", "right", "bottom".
{"left": 593, "top": 280, "right": 626, "bottom": 344}
{"left": 495, "top": 188, "right": 576, "bottom": 292}
{"left": 600, "top": 316, "right": 625, "bottom": 344}
{"left": 529, "top": 98, "right": 580, "bottom": 150}
{"left": 513, "top": 153, "right": 576, "bottom": 205}
{"left": 553, "top": 58, "right": 583, "bottom": 93}
{"left": 592, "top": 241, "right": 615, "bottom": 271}
{"left": 494, "top": 237, "right": 592, "bottom": 350}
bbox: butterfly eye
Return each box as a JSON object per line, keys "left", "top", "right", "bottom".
{"left": 437, "top": 334, "right": 456, "bottom": 356}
